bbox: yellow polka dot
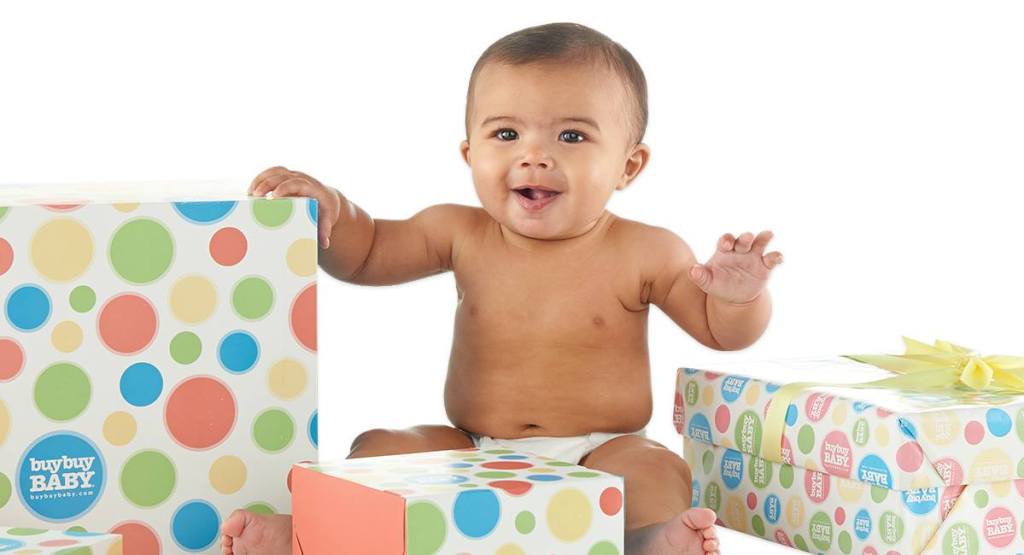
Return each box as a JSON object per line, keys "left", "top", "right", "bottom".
{"left": 910, "top": 473, "right": 935, "bottom": 489}
{"left": 804, "top": 460, "right": 818, "bottom": 471}
{"left": 546, "top": 488, "right": 592, "bottom": 542}
{"left": 785, "top": 496, "right": 805, "bottom": 528}
{"left": 702, "top": 385, "right": 714, "bottom": 407}
{"left": 286, "top": 239, "right": 317, "bottom": 277}
{"left": 913, "top": 522, "right": 938, "bottom": 553}
{"left": 268, "top": 358, "right": 308, "bottom": 400}
{"left": 0, "top": 399, "right": 9, "bottom": 446}
{"left": 970, "top": 448, "right": 1013, "bottom": 483}
{"left": 170, "top": 275, "right": 217, "bottom": 323}
{"left": 103, "top": 411, "right": 136, "bottom": 446}
{"left": 113, "top": 202, "right": 139, "bottom": 213}
{"left": 496, "top": 545, "right": 525, "bottom": 555}
{"left": 210, "top": 455, "right": 248, "bottom": 494}
{"left": 920, "top": 412, "right": 960, "bottom": 446}
{"left": 718, "top": 438, "right": 734, "bottom": 450}
{"left": 831, "top": 402, "right": 849, "bottom": 426}
{"left": 837, "top": 477, "right": 865, "bottom": 502}
{"left": 31, "top": 218, "right": 93, "bottom": 282}
{"left": 106, "top": 537, "right": 124, "bottom": 555}
{"left": 724, "top": 496, "right": 747, "bottom": 532}
{"left": 51, "top": 321, "right": 83, "bottom": 353}
{"left": 874, "top": 424, "right": 890, "bottom": 447}
{"left": 991, "top": 479, "right": 1011, "bottom": 498}
{"left": 744, "top": 383, "right": 760, "bottom": 405}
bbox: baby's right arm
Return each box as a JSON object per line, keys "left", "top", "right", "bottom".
{"left": 249, "top": 166, "right": 476, "bottom": 285}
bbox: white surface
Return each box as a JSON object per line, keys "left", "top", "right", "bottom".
{"left": 3, "top": 1, "right": 1023, "bottom": 551}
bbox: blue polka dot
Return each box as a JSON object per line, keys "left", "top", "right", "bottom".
{"left": 217, "top": 331, "right": 260, "bottom": 374}
{"left": 987, "top": 408, "right": 1012, "bottom": 437}
{"left": 173, "top": 201, "right": 237, "bottom": 225}
{"left": 0, "top": 539, "right": 25, "bottom": 550}
{"left": 308, "top": 411, "right": 319, "bottom": 447}
{"left": 785, "top": 404, "right": 798, "bottom": 426}
{"left": 453, "top": 489, "right": 500, "bottom": 538}
{"left": 119, "top": 362, "right": 163, "bottom": 407}
{"left": 171, "top": 499, "right": 220, "bottom": 552}
{"left": 765, "top": 383, "right": 781, "bottom": 393}
{"left": 526, "top": 474, "right": 563, "bottom": 482}
{"left": 498, "top": 455, "right": 529, "bottom": 460}
{"left": 449, "top": 462, "right": 473, "bottom": 468}
{"left": 897, "top": 418, "right": 917, "bottom": 439}
{"left": 307, "top": 198, "right": 318, "bottom": 224}
{"left": 5, "top": 284, "right": 51, "bottom": 332}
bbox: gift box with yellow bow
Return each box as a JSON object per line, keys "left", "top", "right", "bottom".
{"left": 674, "top": 338, "right": 1024, "bottom": 554}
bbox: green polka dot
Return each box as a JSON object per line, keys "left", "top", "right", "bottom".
{"left": 797, "top": 425, "right": 815, "bottom": 454}
{"left": 458, "top": 483, "right": 479, "bottom": 488}
{"left": 702, "top": 450, "right": 714, "bottom": 474}
{"left": 6, "top": 528, "right": 47, "bottom": 535}
{"left": 34, "top": 363, "right": 91, "bottom": 421}
{"left": 515, "top": 511, "right": 536, "bottom": 534}
{"left": 252, "top": 198, "right": 294, "bottom": 228}
{"left": 879, "top": 511, "right": 904, "bottom": 544}
{"left": 779, "top": 464, "right": 794, "bottom": 489}
{"left": 253, "top": 408, "right": 295, "bottom": 452}
{"left": 542, "top": 461, "right": 572, "bottom": 467}
{"left": 839, "top": 531, "right": 852, "bottom": 554}
{"left": 704, "top": 482, "right": 721, "bottom": 512}
{"left": 794, "top": 534, "right": 808, "bottom": 552}
{"left": 1017, "top": 457, "right": 1024, "bottom": 478}
{"left": 870, "top": 485, "right": 889, "bottom": 503}
{"left": 810, "top": 511, "right": 833, "bottom": 551}
{"left": 943, "top": 523, "right": 979, "bottom": 555}
{"left": 853, "top": 419, "right": 870, "bottom": 446}
{"left": 54, "top": 548, "right": 91, "bottom": 555}
{"left": 109, "top": 218, "right": 174, "bottom": 284}
{"left": 69, "top": 286, "right": 96, "bottom": 313}
{"left": 463, "top": 457, "right": 485, "bottom": 462}
{"left": 0, "top": 472, "right": 10, "bottom": 509}
{"left": 588, "top": 541, "right": 619, "bottom": 555}
{"left": 170, "top": 332, "right": 202, "bottom": 364}
{"left": 0, "top": 206, "right": 8, "bottom": 221}
{"left": 406, "top": 501, "right": 446, "bottom": 555}
{"left": 475, "top": 471, "right": 516, "bottom": 479}
{"left": 751, "top": 514, "right": 765, "bottom": 536}
{"left": 485, "top": 449, "right": 516, "bottom": 454}
{"left": 64, "top": 526, "right": 88, "bottom": 533}
{"left": 974, "top": 489, "right": 989, "bottom": 508}
{"left": 120, "top": 450, "right": 176, "bottom": 508}
{"left": 567, "top": 471, "right": 601, "bottom": 478}
{"left": 246, "top": 502, "right": 276, "bottom": 515}
{"left": 232, "top": 276, "right": 274, "bottom": 320}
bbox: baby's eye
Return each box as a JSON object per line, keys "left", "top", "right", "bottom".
{"left": 495, "top": 129, "right": 518, "bottom": 141}
{"left": 560, "top": 130, "right": 585, "bottom": 143}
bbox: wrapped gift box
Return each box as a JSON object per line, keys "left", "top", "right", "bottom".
{"left": 0, "top": 526, "right": 122, "bottom": 554}
{"left": 0, "top": 183, "right": 318, "bottom": 553}
{"left": 291, "top": 447, "right": 625, "bottom": 554}
{"left": 674, "top": 355, "right": 1024, "bottom": 554}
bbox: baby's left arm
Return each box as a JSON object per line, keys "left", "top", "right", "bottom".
{"left": 645, "top": 228, "right": 783, "bottom": 351}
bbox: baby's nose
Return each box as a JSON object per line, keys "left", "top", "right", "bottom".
{"left": 519, "top": 147, "right": 554, "bottom": 169}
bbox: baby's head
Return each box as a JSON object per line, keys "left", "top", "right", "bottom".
{"left": 460, "top": 23, "right": 651, "bottom": 241}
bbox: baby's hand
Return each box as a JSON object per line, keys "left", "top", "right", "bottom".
{"left": 249, "top": 166, "right": 342, "bottom": 248}
{"left": 688, "top": 230, "right": 783, "bottom": 305}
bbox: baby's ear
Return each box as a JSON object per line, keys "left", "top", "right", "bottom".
{"left": 617, "top": 142, "right": 651, "bottom": 190}
{"left": 459, "top": 140, "right": 471, "bottom": 166}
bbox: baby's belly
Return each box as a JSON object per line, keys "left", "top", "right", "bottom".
{"left": 443, "top": 342, "right": 653, "bottom": 439}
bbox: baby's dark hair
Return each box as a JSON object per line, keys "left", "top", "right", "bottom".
{"left": 465, "top": 22, "right": 648, "bottom": 147}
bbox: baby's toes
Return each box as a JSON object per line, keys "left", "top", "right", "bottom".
{"left": 681, "top": 507, "right": 717, "bottom": 530}
{"left": 702, "top": 537, "right": 719, "bottom": 554}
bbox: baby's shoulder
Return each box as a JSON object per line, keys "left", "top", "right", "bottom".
{"left": 607, "top": 213, "right": 693, "bottom": 257}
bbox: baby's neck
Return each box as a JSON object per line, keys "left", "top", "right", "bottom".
{"left": 497, "top": 210, "right": 615, "bottom": 252}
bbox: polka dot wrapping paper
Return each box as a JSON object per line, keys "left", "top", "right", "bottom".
{"left": 674, "top": 357, "right": 1024, "bottom": 554}
{"left": 291, "top": 448, "right": 624, "bottom": 554}
{"left": 0, "top": 192, "right": 318, "bottom": 554}
{"left": 0, "top": 526, "right": 122, "bottom": 554}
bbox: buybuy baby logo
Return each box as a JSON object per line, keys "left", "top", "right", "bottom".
{"left": 820, "top": 430, "right": 853, "bottom": 478}
{"left": 17, "top": 431, "right": 106, "bottom": 522}
{"left": 720, "top": 376, "right": 748, "bottom": 403}
{"left": 983, "top": 507, "right": 1016, "bottom": 548}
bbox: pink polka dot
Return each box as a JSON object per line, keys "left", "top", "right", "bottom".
{"left": 109, "top": 521, "right": 161, "bottom": 555}
{"left": 600, "top": 487, "right": 623, "bottom": 515}
{"left": 0, "top": 238, "right": 12, "bottom": 276}
{"left": 165, "top": 376, "right": 236, "bottom": 450}
{"left": 746, "top": 492, "right": 757, "bottom": 510}
{"left": 965, "top": 421, "right": 985, "bottom": 445}
{"left": 480, "top": 461, "right": 533, "bottom": 470}
{"left": 1015, "top": 479, "right": 1024, "bottom": 498}
{"left": 209, "top": 227, "right": 247, "bottom": 266}
{"left": 896, "top": 442, "right": 924, "bottom": 472}
{"left": 0, "top": 337, "right": 25, "bottom": 382}
{"left": 714, "top": 404, "right": 731, "bottom": 433}
{"left": 876, "top": 407, "right": 893, "bottom": 418}
{"left": 42, "top": 203, "right": 85, "bottom": 212}
{"left": 39, "top": 540, "right": 78, "bottom": 547}
{"left": 488, "top": 480, "right": 532, "bottom": 496}
{"left": 941, "top": 485, "right": 966, "bottom": 519}
{"left": 98, "top": 293, "right": 158, "bottom": 355}
{"left": 704, "top": 372, "right": 721, "bottom": 380}
{"left": 290, "top": 283, "right": 317, "bottom": 352}
{"left": 835, "top": 507, "right": 846, "bottom": 525}
{"left": 673, "top": 393, "right": 685, "bottom": 434}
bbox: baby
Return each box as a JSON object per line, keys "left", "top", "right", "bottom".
{"left": 222, "top": 22, "right": 782, "bottom": 555}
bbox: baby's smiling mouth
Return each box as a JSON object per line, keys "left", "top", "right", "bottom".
{"left": 512, "top": 186, "right": 562, "bottom": 200}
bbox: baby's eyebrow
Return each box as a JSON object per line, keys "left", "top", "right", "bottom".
{"left": 480, "top": 115, "right": 601, "bottom": 132}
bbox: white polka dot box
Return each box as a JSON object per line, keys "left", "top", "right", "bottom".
{"left": 1, "top": 526, "right": 122, "bottom": 554}
{"left": 291, "top": 447, "right": 625, "bottom": 554}
{"left": 674, "top": 356, "right": 1024, "bottom": 554}
{"left": 0, "top": 185, "right": 318, "bottom": 554}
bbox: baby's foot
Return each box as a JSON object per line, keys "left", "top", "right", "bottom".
{"left": 220, "top": 510, "right": 293, "bottom": 555}
{"left": 625, "top": 508, "right": 719, "bottom": 555}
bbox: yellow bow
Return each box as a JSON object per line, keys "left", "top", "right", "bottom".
{"left": 760, "top": 337, "right": 1024, "bottom": 463}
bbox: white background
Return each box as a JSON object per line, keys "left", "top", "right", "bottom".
{"left": 2, "top": 1, "right": 1023, "bottom": 551}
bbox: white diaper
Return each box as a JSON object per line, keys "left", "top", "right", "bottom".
{"left": 465, "top": 428, "right": 647, "bottom": 464}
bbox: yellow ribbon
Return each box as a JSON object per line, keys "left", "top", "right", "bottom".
{"left": 761, "top": 337, "right": 1024, "bottom": 463}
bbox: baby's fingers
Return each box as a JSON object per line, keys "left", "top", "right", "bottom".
{"left": 733, "top": 231, "right": 755, "bottom": 253}
{"left": 763, "top": 251, "right": 784, "bottom": 269}
{"left": 717, "top": 233, "right": 736, "bottom": 252}
{"left": 750, "top": 230, "right": 774, "bottom": 254}
{"left": 249, "top": 166, "right": 291, "bottom": 195}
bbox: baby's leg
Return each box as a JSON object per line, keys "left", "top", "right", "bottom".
{"left": 221, "top": 425, "right": 474, "bottom": 554}
{"left": 579, "top": 436, "right": 718, "bottom": 555}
